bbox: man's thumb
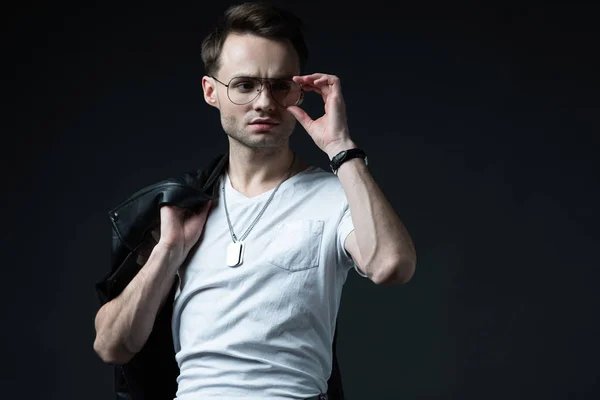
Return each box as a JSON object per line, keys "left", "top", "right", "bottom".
{"left": 287, "top": 106, "right": 312, "bottom": 131}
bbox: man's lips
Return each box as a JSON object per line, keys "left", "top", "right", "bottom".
{"left": 249, "top": 123, "right": 278, "bottom": 131}
{"left": 248, "top": 119, "right": 279, "bottom": 130}
{"left": 249, "top": 118, "right": 279, "bottom": 125}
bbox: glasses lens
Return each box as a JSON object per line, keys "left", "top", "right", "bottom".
{"left": 227, "top": 77, "right": 262, "bottom": 105}
{"left": 227, "top": 77, "right": 302, "bottom": 106}
{"left": 269, "top": 80, "right": 302, "bottom": 107}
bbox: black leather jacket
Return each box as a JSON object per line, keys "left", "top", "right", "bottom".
{"left": 94, "top": 153, "right": 344, "bottom": 400}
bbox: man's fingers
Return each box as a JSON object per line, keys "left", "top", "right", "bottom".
{"left": 300, "top": 84, "right": 323, "bottom": 95}
{"left": 293, "top": 73, "right": 326, "bottom": 83}
{"left": 287, "top": 106, "right": 314, "bottom": 131}
{"left": 294, "top": 74, "right": 339, "bottom": 94}
{"left": 313, "top": 76, "right": 329, "bottom": 85}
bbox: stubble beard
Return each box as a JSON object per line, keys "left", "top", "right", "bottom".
{"left": 221, "top": 114, "right": 295, "bottom": 149}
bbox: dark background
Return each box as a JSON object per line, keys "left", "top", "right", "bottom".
{"left": 3, "top": 0, "right": 599, "bottom": 398}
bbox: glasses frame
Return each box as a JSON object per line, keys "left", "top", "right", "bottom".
{"left": 210, "top": 75, "right": 304, "bottom": 107}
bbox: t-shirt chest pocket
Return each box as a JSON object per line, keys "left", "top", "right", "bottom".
{"left": 265, "top": 220, "right": 324, "bottom": 272}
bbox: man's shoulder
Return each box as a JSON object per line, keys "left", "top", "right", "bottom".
{"left": 298, "top": 165, "right": 340, "bottom": 184}
{"left": 293, "top": 165, "right": 347, "bottom": 201}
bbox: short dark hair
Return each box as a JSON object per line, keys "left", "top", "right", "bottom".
{"left": 201, "top": 1, "right": 308, "bottom": 76}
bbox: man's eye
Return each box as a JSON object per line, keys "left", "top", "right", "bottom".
{"left": 234, "top": 81, "right": 256, "bottom": 91}
{"left": 271, "top": 81, "right": 291, "bottom": 91}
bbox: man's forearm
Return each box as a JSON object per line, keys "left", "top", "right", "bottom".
{"left": 93, "top": 243, "right": 181, "bottom": 364}
{"left": 327, "top": 141, "right": 417, "bottom": 283}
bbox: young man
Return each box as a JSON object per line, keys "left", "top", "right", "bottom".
{"left": 94, "top": 2, "right": 416, "bottom": 399}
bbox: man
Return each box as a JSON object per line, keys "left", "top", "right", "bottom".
{"left": 94, "top": 2, "right": 416, "bottom": 399}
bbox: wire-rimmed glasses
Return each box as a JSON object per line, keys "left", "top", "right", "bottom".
{"left": 210, "top": 76, "right": 303, "bottom": 107}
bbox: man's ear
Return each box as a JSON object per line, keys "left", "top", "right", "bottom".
{"left": 202, "top": 76, "right": 219, "bottom": 108}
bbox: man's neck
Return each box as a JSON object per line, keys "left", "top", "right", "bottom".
{"left": 226, "top": 142, "right": 307, "bottom": 198}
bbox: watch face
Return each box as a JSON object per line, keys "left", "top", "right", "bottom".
{"left": 331, "top": 149, "right": 367, "bottom": 173}
{"left": 335, "top": 151, "right": 347, "bottom": 163}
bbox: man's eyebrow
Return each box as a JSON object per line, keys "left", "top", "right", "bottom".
{"left": 270, "top": 74, "right": 295, "bottom": 80}
{"left": 230, "top": 73, "right": 295, "bottom": 80}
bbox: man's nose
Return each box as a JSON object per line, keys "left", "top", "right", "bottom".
{"left": 252, "top": 83, "right": 276, "bottom": 111}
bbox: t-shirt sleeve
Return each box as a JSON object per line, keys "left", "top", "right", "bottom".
{"left": 337, "top": 201, "right": 369, "bottom": 278}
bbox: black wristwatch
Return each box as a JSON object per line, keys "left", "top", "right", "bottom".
{"left": 330, "top": 148, "right": 368, "bottom": 174}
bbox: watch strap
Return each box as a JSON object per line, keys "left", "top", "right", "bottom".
{"left": 330, "top": 148, "right": 368, "bottom": 174}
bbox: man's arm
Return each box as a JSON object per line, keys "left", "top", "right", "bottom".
{"left": 93, "top": 243, "right": 181, "bottom": 364}
{"left": 287, "top": 73, "right": 416, "bottom": 284}
{"left": 93, "top": 203, "right": 211, "bottom": 364}
{"left": 329, "top": 143, "right": 417, "bottom": 285}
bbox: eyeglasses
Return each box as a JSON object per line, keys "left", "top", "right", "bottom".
{"left": 210, "top": 76, "right": 303, "bottom": 107}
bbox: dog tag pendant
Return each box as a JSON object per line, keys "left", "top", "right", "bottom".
{"left": 226, "top": 241, "right": 244, "bottom": 267}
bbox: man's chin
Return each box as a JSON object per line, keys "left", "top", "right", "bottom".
{"left": 248, "top": 128, "right": 290, "bottom": 141}
{"left": 230, "top": 133, "right": 287, "bottom": 149}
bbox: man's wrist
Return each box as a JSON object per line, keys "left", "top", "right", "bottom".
{"left": 325, "top": 139, "right": 357, "bottom": 159}
{"left": 154, "top": 241, "right": 186, "bottom": 271}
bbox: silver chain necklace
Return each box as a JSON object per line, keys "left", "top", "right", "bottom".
{"left": 222, "top": 153, "right": 296, "bottom": 267}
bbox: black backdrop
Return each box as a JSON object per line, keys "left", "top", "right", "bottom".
{"left": 4, "top": 1, "right": 599, "bottom": 399}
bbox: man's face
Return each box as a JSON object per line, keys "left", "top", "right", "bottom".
{"left": 203, "top": 33, "right": 301, "bottom": 149}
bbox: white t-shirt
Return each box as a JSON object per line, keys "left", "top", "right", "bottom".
{"left": 171, "top": 165, "right": 367, "bottom": 400}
